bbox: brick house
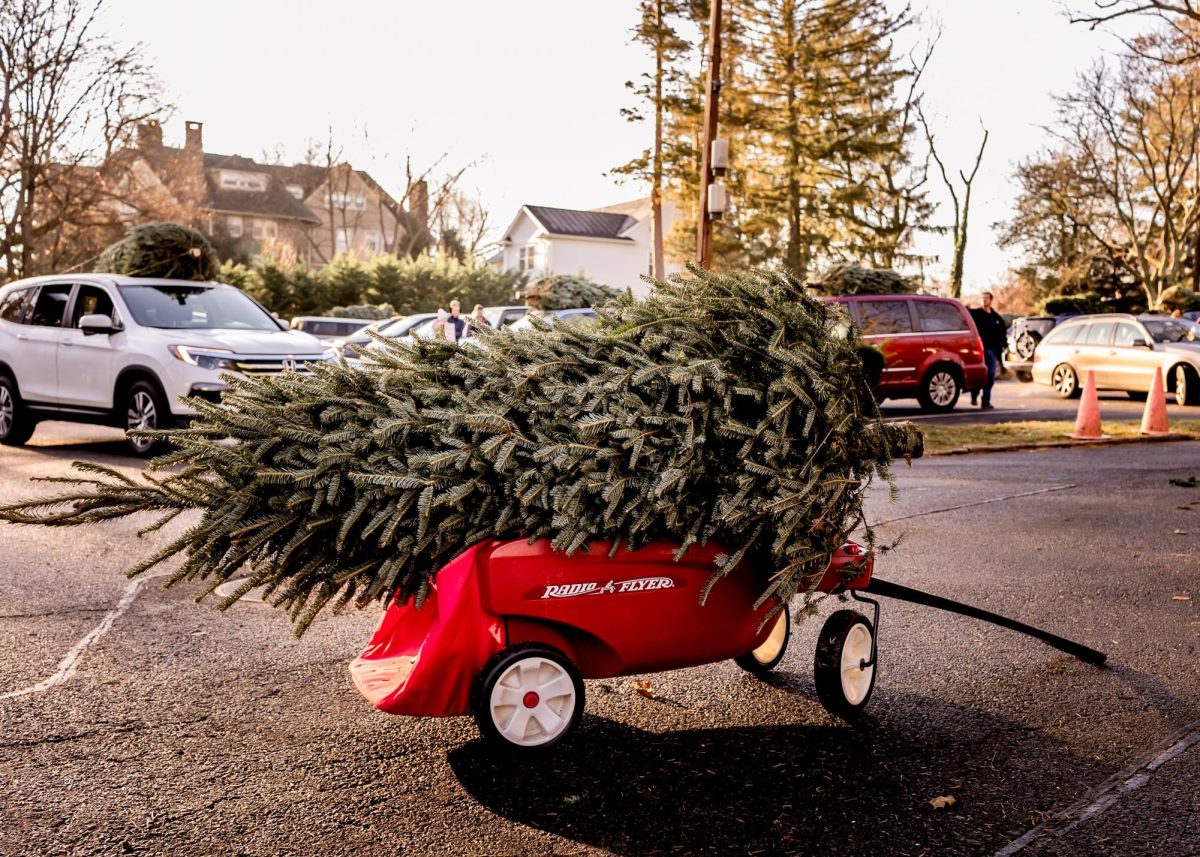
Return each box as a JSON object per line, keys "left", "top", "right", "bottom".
{"left": 127, "top": 120, "right": 423, "bottom": 263}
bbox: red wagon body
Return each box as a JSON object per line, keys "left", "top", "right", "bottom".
{"left": 350, "top": 538, "right": 873, "bottom": 746}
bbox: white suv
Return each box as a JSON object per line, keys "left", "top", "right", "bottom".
{"left": 0, "top": 274, "right": 332, "bottom": 455}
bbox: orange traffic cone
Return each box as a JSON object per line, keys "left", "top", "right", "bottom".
{"left": 1071, "top": 370, "right": 1103, "bottom": 440}
{"left": 1140, "top": 366, "right": 1170, "bottom": 436}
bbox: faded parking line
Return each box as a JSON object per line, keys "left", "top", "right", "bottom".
{"left": 995, "top": 721, "right": 1200, "bottom": 855}
{"left": 0, "top": 572, "right": 165, "bottom": 701}
{"left": 870, "top": 483, "right": 1077, "bottom": 528}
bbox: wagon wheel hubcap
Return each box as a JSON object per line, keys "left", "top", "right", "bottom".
{"left": 929, "top": 372, "right": 956, "bottom": 406}
{"left": 1054, "top": 366, "right": 1075, "bottom": 395}
{"left": 0, "top": 386, "right": 13, "bottom": 437}
{"left": 489, "top": 657, "right": 576, "bottom": 746}
{"left": 751, "top": 611, "right": 788, "bottom": 664}
{"left": 1177, "top": 367, "right": 1188, "bottom": 404}
{"left": 840, "top": 623, "right": 875, "bottom": 706}
{"left": 1016, "top": 333, "right": 1036, "bottom": 359}
{"left": 127, "top": 391, "right": 157, "bottom": 451}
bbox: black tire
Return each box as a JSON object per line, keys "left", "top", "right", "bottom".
{"left": 1173, "top": 364, "right": 1200, "bottom": 406}
{"left": 121, "top": 379, "right": 168, "bottom": 457}
{"left": 471, "top": 643, "right": 584, "bottom": 751}
{"left": 916, "top": 365, "right": 961, "bottom": 413}
{"left": 814, "top": 610, "right": 876, "bottom": 722}
{"left": 1051, "top": 363, "right": 1081, "bottom": 399}
{"left": 0, "top": 374, "right": 36, "bottom": 446}
{"left": 735, "top": 602, "right": 791, "bottom": 676}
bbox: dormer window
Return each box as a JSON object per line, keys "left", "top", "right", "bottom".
{"left": 218, "top": 170, "right": 266, "bottom": 191}
{"left": 286, "top": 184, "right": 305, "bottom": 200}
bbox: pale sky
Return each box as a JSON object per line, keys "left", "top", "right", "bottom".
{"left": 98, "top": 0, "right": 1143, "bottom": 294}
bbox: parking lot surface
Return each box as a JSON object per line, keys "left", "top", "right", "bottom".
{"left": 1, "top": 434, "right": 1198, "bottom": 856}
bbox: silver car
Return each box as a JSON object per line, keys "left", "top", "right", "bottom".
{"left": 1031, "top": 313, "right": 1200, "bottom": 405}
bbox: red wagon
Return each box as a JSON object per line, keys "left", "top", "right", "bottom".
{"left": 350, "top": 538, "right": 879, "bottom": 750}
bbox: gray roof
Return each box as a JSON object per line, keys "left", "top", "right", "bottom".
{"left": 525, "top": 205, "right": 636, "bottom": 240}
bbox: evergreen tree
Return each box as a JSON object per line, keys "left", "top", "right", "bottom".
{"left": 0, "top": 266, "right": 921, "bottom": 635}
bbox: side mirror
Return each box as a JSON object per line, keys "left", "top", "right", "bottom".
{"left": 1132, "top": 337, "right": 1152, "bottom": 348}
{"left": 79, "top": 313, "right": 118, "bottom": 335}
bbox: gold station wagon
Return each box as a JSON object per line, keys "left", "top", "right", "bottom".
{"left": 1030, "top": 314, "right": 1200, "bottom": 406}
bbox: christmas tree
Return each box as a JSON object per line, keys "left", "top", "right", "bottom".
{"left": 0, "top": 266, "right": 921, "bottom": 634}
{"left": 95, "top": 222, "right": 220, "bottom": 281}
{"left": 518, "top": 274, "right": 622, "bottom": 310}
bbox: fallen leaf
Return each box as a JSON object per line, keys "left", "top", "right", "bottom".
{"left": 1169, "top": 476, "right": 1197, "bottom": 488}
{"left": 1173, "top": 594, "right": 1191, "bottom": 602}
{"left": 634, "top": 680, "right": 654, "bottom": 698}
{"left": 1173, "top": 529, "right": 1189, "bottom": 535}
{"left": 929, "top": 795, "right": 958, "bottom": 811}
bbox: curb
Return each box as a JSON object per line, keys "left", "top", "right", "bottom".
{"left": 929, "top": 432, "right": 1198, "bottom": 457}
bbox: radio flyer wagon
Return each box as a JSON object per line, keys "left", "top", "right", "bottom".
{"left": 349, "top": 538, "right": 1106, "bottom": 751}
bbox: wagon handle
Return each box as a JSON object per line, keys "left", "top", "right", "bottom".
{"left": 863, "top": 578, "right": 1107, "bottom": 667}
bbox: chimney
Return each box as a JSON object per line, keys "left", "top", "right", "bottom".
{"left": 137, "top": 120, "right": 163, "bottom": 151}
{"left": 409, "top": 179, "right": 429, "bottom": 231}
{"left": 185, "top": 120, "right": 203, "bottom": 152}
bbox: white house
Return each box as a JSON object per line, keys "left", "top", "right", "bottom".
{"left": 492, "top": 198, "right": 679, "bottom": 297}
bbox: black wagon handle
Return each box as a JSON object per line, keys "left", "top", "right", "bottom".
{"left": 863, "top": 578, "right": 1108, "bottom": 667}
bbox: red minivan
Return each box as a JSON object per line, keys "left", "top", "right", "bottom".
{"left": 826, "top": 294, "right": 988, "bottom": 412}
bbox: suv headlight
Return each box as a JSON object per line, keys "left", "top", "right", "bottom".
{"left": 168, "top": 345, "right": 238, "bottom": 371}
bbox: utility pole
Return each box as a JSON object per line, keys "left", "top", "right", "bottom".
{"left": 696, "top": 0, "right": 722, "bottom": 269}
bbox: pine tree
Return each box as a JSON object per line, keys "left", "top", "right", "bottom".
{"left": 0, "top": 266, "right": 922, "bottom": 635}
{"left": 518, "top": 274, "right": 622, "bottom": 311}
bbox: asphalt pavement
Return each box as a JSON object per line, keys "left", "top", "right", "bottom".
{"left": 1, "top": 431, "right": 1199, "bottom": 856}
{"left": 881, "top": 376, "right": 1199, "bottom": 425}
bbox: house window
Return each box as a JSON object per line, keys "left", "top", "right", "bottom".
{"left": 336, "top": 228, "right": 349, "bottom": 253}
{"left": 286, "top": 184, "right": 305, "bottom": 200}
{"left": 225, "top": 216, "right": 243, "bottom": 238}
{"left": 250, "top": 219, "right": 277, "bottom": 240}
{"left": 218, "top": 171, "right": 266, "bottom": 191}
{"left": 364, "top": 230, "right": 381, "bottom": 254}
{"left": 325, "top": 191, "right": 367, "bottom": 211}
{"left": 518, "top": 244, "right": 540, "bottom": 272}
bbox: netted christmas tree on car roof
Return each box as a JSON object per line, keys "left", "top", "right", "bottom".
{"left": 518, "top": 273, "right": 623, "bottom": 310}
{"left": 0, "top": 265, "right": 922, "bottom": 634}
{"left": 95, "top": 222, "right": 220, "bottom": 281}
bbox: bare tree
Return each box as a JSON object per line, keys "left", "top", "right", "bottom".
{"left": 1071, "top": 1, "right": 1200, "bottom": 62}
{"left": 0, "top": 0, "right": 164, "bottom": 279}
{"left": 1001, "top": 36, "right": 1200, "bottom": 308}
{"left": 921, "top": 110, "right": 988, "bottom": 298}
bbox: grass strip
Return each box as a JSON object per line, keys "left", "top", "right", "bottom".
{"left": 920, "top": 419, "right": 1200, "bottom": 455}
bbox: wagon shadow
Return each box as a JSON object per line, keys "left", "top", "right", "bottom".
{"left": 447, "top": 685, "right": 1113, "bottom": 857}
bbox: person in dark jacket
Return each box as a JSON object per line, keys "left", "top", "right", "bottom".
{"left": 969, "top": 291, "right": 1006, "bottom": 409}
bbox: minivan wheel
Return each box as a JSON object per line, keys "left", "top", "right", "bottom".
{"left": 917, "top": 366, "right": 961, "bottom": 413}
{"left": 123, "top": 380, "right": 167, "bottom": 457}
{"left": 0, "top": 375, "right": 36, "bottom": 446}
{"left": 1175, "top": 364, "right": 1200, "bottom": 406}
{"left": 1052, "top": 364, "right": 1081, "bottom": 399}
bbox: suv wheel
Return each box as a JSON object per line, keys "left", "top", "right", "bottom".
{"left": 0, "top": 375, "right": 36, "bottom": 446}
{"left": 917, "top": 366, "right": 961, "bottom": 413}
{"left": 123, "top": 380, "right": 167, "bottom": 457}
{"left": 1013, "top": 331, "right": 1039, "bottom": 361}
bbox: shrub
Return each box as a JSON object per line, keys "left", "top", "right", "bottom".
{"left": 518, "top": 273, "right": 622, "bottom": 310}
{"left": 1039, "top": 292, "right": 1104, "bottom": 315}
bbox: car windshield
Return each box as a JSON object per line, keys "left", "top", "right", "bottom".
{"left": 119, "top": 285, "right": 279, "bottom": 330}
{"left": 1143, "top": 318, "right": 1200, "bottom": 344}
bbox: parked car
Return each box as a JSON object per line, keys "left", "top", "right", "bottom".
{"left": 0, "top": 275, "right": 332, "bottom": 455}
{"left": 1007, "top": 314, "right": 1078, "bottom": 361}
{"left": 825, "top": 294, "right": 988, "bottom": 412}
{"left": 505, "top": 307, "right": 597, "bottom": 332}
{"left": 337, "top": 313, "right": 436, "bottom": 357}
{"left": 289, "top": 315, "right": 374, "bottom": 346}
{"left": 1184, "top": 310, "right": 1200, "bottom": 323}
{"left": 1030, "top": 313, "right": 1200, "bottom": 405}
{"left": 404, "top": 305, "right": 534, "bottom": 345}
